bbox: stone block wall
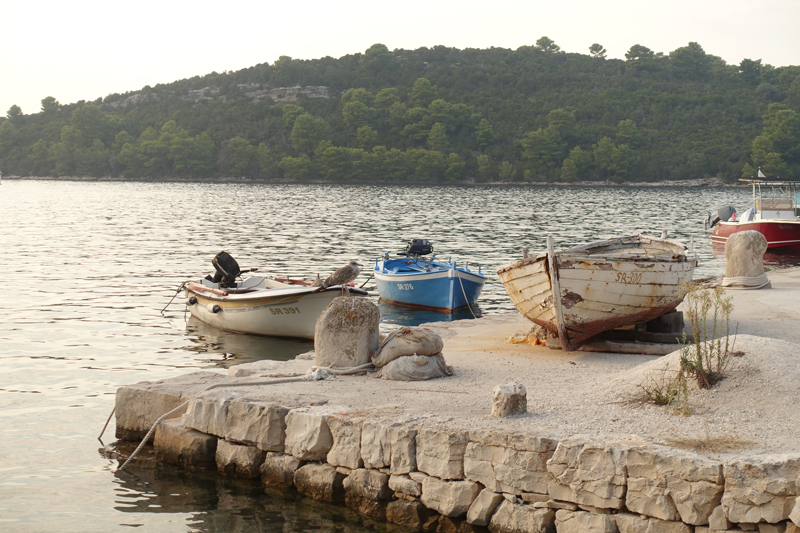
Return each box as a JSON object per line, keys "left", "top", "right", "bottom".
{"left": 117, "top": 381, "right": 800, "bottom": 532}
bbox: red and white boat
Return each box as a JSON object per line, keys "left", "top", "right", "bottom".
{"left": 709, "top": 175, "right": 800, "bottom": 251}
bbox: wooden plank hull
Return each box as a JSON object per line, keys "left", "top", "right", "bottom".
{"left": 497, "top": 235, "right": 697, "bottom": 351}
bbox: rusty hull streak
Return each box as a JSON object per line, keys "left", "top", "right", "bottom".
{"left": 596, "top": 262, "right": 616, "bottom": 271}
{"left": 563, "top": 302, "right": 683, "bottom": 348}
{"left": 634, "top": 262, "right": 656, "bottom": 269}
{"left": 531, "top": 318, "right": 558, "bottom": 335}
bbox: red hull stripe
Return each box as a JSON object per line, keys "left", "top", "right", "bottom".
{"left": 712, "top": 221, "right": 800, "bottom": 249}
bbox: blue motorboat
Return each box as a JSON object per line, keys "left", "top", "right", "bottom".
{"left": 373, "top": 239, "right": 486, "bottom": 313}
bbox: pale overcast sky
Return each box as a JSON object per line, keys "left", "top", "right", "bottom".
{"left": 2, "top": 0, "right": 799, "bottom": 116}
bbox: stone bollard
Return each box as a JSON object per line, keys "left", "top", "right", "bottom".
{"left": 722, "top": 230, "right": 770, "bottom": 289}
{"left": 315, "top": 297, "right": 380, "bottom": 368}
{"left": 491, "top": 382, "right": 527, "bottom": 417}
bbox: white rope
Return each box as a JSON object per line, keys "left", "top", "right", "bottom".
{"left": 115, "top": 363, "right": 375, "bottom": 470}
{"left": 720, "top": 272, "right": 770, "bottom": 290}
{"left": 119, "top": 399, "right": 191, "bottom": 470}
{"left": 309, "top": 362, "right": 375, "bottom": 377}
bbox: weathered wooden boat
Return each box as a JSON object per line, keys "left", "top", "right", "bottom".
{"left": 184, "top": 252, "right": 367, "bottom": 339}
{"left": 497, "top": 234, "right": 697, "bottom": 351}
{"left": 708, "top": 174, "right": 800, "bottom": 251}
{"left": 374, "top": 239, "right": 486, "bottom": 313}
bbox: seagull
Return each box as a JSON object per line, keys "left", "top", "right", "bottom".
{"left": 310, "top": 273, "right": 322, "bottom": 287}
{"left": 316, "top": 260, "right": 363, "bottom": 296}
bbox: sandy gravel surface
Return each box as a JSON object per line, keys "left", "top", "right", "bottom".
{"left": 230, "top": 268, "right": 800, "bottom": 458}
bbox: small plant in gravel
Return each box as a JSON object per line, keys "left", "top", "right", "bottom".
{"left": 639, "top": 364, "right": 681, "bottom": 406}
{"left": 637, "top": 284, "right": 736, "bottom": 414}
{"left": 679, "top": 285, "right": 736, "bottom": 389}
{"left": 635, "top": 364, "right": 693, "bottom": 414}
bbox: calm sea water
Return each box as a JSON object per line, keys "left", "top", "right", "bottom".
{"left": 0, "top": 180, "right": 786, "bottom": 532}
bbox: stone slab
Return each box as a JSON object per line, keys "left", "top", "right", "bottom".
{"left": 154, "top": 418, "right": 217, "bottom": 469}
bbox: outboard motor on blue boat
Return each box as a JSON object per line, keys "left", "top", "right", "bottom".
{"left": 705, "top": 205, "right": 737, "bottom": 230}
{"left": 404, "top": 239, "right": 434, "bottom": 257}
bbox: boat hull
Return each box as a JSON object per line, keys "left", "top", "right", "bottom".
{"left": 712, "top": 220, "right": 800, "bottom": 250}
{"left": 497, "top": 236, "right": 697, "bottom": 351}
{"left": 374, "top": 264, "right": 485, "bottom": 313}
{"left": 185, "top": 284, "right": 367, "bottom": 339}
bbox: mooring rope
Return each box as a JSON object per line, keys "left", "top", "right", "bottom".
{"left": 720, "top": 272, "right": 770, "bottom": 290}
{"left": 119, "top": 399, "right": 192, "bottom": 470}
{"left": 457, "top": 275, "right": 479, "bottom": 319}
{"left": 98, "top": 407, "right": 116, "bottom": 441}
{"left": 160, "top": 282, "right": 187, "bottom": 315}
{"left": 114, "top": 363, "right": 375, "bottom": 470}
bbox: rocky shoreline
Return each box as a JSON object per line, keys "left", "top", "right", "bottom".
{"left": 3, "top": 175, "right": 736, "bottom": 187}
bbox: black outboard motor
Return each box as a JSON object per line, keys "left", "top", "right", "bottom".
{"left": 211, "top": 251, "right": 241, "bottom": 287}
{"left": 706, "top": 205, "right": 737, "bottom": 229}
{"left": 404, "top": 239, "right": 434, "bottom": 257}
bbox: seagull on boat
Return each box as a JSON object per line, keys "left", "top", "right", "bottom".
{"left": 316, "top": 260, "right": 363, "bottom": 296}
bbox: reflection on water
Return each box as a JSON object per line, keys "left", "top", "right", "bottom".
{"left": 111, "top": 464, "right": 393, "bottom": 533}
{"left": 3, "top": 180, "right": 800, "bottom": 532}
{"left": 377, "top": 298, "right": 483, "bottom": 328}
{"left": 186, "top": 316, "right": 313, "bottom": 366}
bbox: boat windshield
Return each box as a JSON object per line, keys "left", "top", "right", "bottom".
{"left": 741, "top": 178, "right": 800, "bottom": 218}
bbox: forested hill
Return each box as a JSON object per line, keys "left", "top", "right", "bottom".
{"left": 2, "top": 40, "right": 800, "bottom": 183}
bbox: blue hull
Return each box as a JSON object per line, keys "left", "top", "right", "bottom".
{"left": 374, "top": 258, "right": 486, "bottom": 313}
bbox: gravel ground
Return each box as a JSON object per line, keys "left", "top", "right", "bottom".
{"left": 231, "top": 268, "right": 800, "bottom": 459}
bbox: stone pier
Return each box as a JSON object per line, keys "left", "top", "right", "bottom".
{"left": 114, "top": 370, "right": 800, "bottom": 533}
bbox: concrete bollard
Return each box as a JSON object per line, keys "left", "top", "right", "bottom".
{"left": 491, "top": 382, "right": 527, "bottom": 417}
{"left": 314, "top": 297, "right": 380, "bottom": 368}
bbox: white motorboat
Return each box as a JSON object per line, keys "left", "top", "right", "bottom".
{"left": 184, "top": 252, "right": 367, "bottom": 339}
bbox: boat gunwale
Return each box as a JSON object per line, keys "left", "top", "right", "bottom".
{"left": 497, "top": 249, "right": 696, "bottom": 275}
{"left": 376, "top": 258, "right": 486, "bottom": 280}
{"left": 186, "top": 283, "right": 368, "bottom": 303}
{"left": 374, "top": 269, "right": 487, "bottom": 283}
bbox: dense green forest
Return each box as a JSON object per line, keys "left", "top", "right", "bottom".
{"left": 2, "top": 39, "right": 800, "bottom": 183}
